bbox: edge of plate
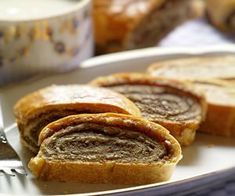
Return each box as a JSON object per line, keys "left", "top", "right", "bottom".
{"left": 81, "top": 44, "right": 235, "bottom": 68}
{"left": 2, "top": 44, "right": 235, "bottom": 196}
{"left": 1, "top": 44, "right": 235, "bottom": 92}
{"left": 86, "top": 166, "right": 235, "bottom": 196}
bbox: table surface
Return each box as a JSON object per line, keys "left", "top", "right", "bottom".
{"left": 159, "top": 18, "right": 234, "bottom": 48}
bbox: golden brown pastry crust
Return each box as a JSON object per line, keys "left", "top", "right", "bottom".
{"left": 93, "top": 0, "right": 188, "bottom": 53}
{"left": 148, "top": 55, "right": 235, "bottom": 137}
{"left": 227, "top": 79, "right": 235, "bottom": 88}
{"left": 14, "top": 85, "right": 141, "bottom": 152}
{"left": 147, "top": 55, "right": 235, "bottom": 81}
{"left": 29, "top": 113, "right": 182, "bottom": 184}
{"left": 192, "top": 79, "right": 235, "bottom": 137}
{"left": 14, "top": 85, "right": 141, "bottom": 122}
{"left": 94, "top": 0, "right": 163, "bottom": 53}
{"left": 90, "top": 73, "right": 207, "bottom": 145}
{"left": 206, "top": 0, "right": 235, "bottom": 32}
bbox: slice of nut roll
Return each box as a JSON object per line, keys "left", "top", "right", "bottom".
{"left": 14, "top": 85, "right": 141, "bottom": 153}
{"left": 147, "top": 55, "right": 235, "bottom": 82}
{"left": 29, "top": 113, "right": 182, "bottom": 185}
{"left": 193, "top": 80, "right": 235, "bottom": 137}
{"left": 90, "top": 73, "right": 207, "bottom": 146}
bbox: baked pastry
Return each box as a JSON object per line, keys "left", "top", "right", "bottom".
{"left": 206, "top": 0, "right": 235, "bottom": 33}
{"left": 28, "top": 113, "right": 182, "bottom": 184}
{"left": 229, "top": 79, "right": 235, "bottom": 87}
{"left": 148, "top": 56, "right": 235, "bottom": 137}
{"left": 193, "top": 80, "right": 235, "bottom": 137}
{"left": 14, "top": 85, "right": 141, "bottom": 153}
{"left": 147, "top": 55, "right": 235, "bottom": 81}
{"left": 90, "top": 73, "right": 207, "bottom": 145}
{"left": 93, "top": 0, "right": 189, "bottom": 54}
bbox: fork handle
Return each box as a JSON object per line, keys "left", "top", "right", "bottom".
{"left": 0, "top": 99, "right": 7, "bottom": 144}
{"left": 0, "top": 117, "right": 8, "bottom": 143}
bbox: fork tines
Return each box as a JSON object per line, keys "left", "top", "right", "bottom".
{"left": 0, "top": 167, "right": 27, "bottom": 176}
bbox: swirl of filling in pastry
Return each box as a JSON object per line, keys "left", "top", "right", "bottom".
{"left": 23, "top": 109, "right": 82, "bottom": 151}
{"left": 41, "top": 123, "right": 168, "bottom": 163}
{"left": 107, "top": 84, "right": 202, "bottom": 122}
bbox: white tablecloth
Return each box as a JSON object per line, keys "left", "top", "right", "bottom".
{"left": 159, "top": 18, "right": 234, "bottom": 47}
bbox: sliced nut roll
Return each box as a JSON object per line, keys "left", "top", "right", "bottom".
{"left": 193, "top": 80, "right": 235, "bottom": 137}
{"left": 14, "top": 85, "right": 141, "bottom": 153}
{"left": 90, "top": 73, "right": 207, "bottom": 145}
{"left": 147, "top": 55, "right": 235, "bottom": 82}
{"left": 93, "top": 0, "right": 188, "bottom": 54}
{"left": 29, "top": 113, "right": 182, "bottom": 184}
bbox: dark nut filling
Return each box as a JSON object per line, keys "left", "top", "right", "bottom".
{"left": 108, "top": 84, "right": 202, "bottom": 122}
{"left": 26, "top": 110, "right": 82, "bottom": 150}
{"left": 41, "top": 123, "right": 169, "bottom": 163}
{"left": 24, "top": 108, "right": 102, "bottom": 152}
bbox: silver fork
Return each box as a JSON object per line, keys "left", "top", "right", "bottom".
{"left": 0, "top": 99, "right": 27, "bottom": 176}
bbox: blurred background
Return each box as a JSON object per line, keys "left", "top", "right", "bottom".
{"left": 1, "top": 0, "right": 235, "bottom": 85}
{"left": 93, "top": 0, "right": 235, "bottom": 54}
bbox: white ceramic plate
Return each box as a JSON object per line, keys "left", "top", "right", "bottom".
{"left": 1, "top": 46, "right": 235, "bottom": 195}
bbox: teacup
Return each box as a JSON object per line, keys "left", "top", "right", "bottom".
{"left": 0, "top": 0, "right": 93, "bottom": 85}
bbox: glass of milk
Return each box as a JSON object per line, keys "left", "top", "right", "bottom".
{"left": 0, "top": 0, "right": 93, "bottom": 85}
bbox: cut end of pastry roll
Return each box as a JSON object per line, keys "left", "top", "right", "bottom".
{"left": 29, "top": 113, "right": 182, "bottom": 184}
{"left": 192, "top": 80, "right": 235, "bottom": 137}
{"left": 14, "top": 85, "right": 141, "bottom": 153}
{"left": 93, "top": 0, "right": 188, "bottom": 54}
{"left": 147, "top": 55, "right": 235, "bottom": 81}
{"left": 90, "top": 73, "right": 207, "bottom": 145}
